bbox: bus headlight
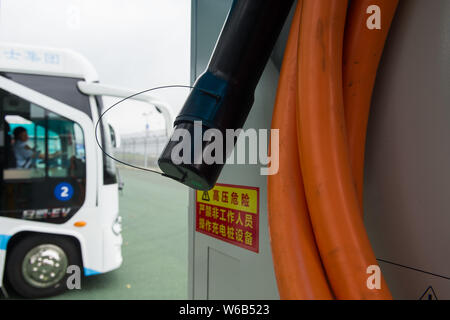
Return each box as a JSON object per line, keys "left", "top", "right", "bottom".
{"left": 112, "top": 216, "right": 122, "bottom": 235}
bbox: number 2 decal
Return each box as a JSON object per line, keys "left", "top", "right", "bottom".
{"left": 60, "top": 186, "right": 69, "bottom": 197}
{"left": 54, "top": 183, "right": 74, "bottom": 201}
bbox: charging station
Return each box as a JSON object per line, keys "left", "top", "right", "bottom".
{"left": 186, "top": 0, "right": 450, "bottom": 300}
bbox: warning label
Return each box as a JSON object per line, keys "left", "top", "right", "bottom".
{"left": 420, "top": 286, "right": 438, "bottom": 300}
{"left": 196, "top": 183, "right": 259, "bottom": 253}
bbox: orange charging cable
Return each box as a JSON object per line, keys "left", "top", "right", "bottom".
{"left": 296, "top": 0, "right": 392, "bottom": 299}
{"left": 268, "top": 0, "right": 333, "bottom": 300}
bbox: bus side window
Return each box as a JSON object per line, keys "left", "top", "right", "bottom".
{"left": 2, "top": 96, "right": 46, "bottom": 179}
{"left": 47, "top": 111, "right": 86, "bottom": 178}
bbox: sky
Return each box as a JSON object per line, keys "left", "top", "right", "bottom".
{"left": 0, "top": 0, "right": 191, "bottom": 136}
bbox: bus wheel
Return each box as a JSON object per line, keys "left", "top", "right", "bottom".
{"left": 6, "top": 234, "right": 81, "bottom": 298}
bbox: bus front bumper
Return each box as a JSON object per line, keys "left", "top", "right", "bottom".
{"left": 101, "top": 216, "right": 123, "bottom": 275}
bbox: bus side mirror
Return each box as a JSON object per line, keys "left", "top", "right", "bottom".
{"left": 108, "top": 124, "right": 119, "bottom": 148}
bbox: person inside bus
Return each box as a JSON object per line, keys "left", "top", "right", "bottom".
{"left": 12, "top": 126, "right": 60, "bottom": 168}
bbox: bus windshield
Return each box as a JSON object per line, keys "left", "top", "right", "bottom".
{"left": 1, "top": 91, "right": 86, "bottom": 178}
{"left": 0, "top": 88, "right": 87, "bottom": 223}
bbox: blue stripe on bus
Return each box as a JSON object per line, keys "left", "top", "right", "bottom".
{"left": 0, "top": 235, "right": 11, "bottom": 250}
{"left": 84, "top": 268, "right": 101, "bottom": 276}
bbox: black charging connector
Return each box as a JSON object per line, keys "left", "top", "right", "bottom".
{"left": 158, "top": 0, "right": 294, "bottom": 190}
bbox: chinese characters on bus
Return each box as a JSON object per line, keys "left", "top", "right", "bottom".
{"left": 3, "top": 48, "right": 60, "bottom": 64}
{"left": 196, "top": 184, "right": 259, "bottom": 253}
{"left": 0, "top": 45, "right": 62, "bottom": 72}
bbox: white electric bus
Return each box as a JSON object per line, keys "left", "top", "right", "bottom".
{"left": 0, "top": 43, "right": 172, "bottom": 298}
